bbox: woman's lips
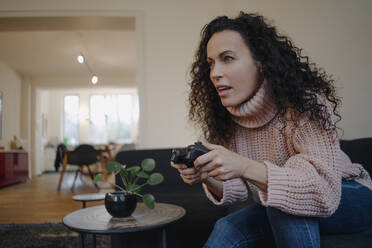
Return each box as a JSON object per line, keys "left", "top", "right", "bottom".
{"left": 217, "top": 86, "right": 232, "bottom": 97}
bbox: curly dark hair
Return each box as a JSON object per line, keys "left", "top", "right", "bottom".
{"left": 189, "top": 12, "right": 341, "bottom": 145}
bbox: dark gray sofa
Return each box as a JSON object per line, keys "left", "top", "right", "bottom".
{"left": 113, "top": 138, "right": 372, "bottom": 248}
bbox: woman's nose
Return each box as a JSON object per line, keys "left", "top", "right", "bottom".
{"left": 210, "top": 63, "right": 223, "bottom": 81}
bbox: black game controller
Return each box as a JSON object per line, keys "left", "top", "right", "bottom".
{"left": 171, "top": 142, "right": 210, "bottom": 168}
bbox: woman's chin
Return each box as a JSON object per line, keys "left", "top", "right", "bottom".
{"left": 220, "top": 98, "right": 242, "bottom": 108}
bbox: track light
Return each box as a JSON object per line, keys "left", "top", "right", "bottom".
{"left": 77, "top": 55, "right": 85, "bottom": 64}
{"left": 91, "top": 75, "right": 98, "bottom": 84}
{"left": 76, "top": 53, "right": 99, "bottom": 85}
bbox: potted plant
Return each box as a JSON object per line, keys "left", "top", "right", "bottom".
{"left": 93, "top": 158, "right": 164, "bottom": 217}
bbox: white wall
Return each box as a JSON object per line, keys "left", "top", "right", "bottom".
{"left": 134, "top": 0, "right": 226, "bottom": 148}
{"left": 0, "top": 60, "right": 21, "bottom": 148}
{"left": 0, "top": 0, "right": 371, "bottom": 161}
{"left": 34, "top": 89, "right": 47, "bottom": 174}
{"left": 20, "top": 78, "right": 31, "bottom": 149}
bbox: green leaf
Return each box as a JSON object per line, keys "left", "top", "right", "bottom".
{"left": 143, "top": 194, "right": 155, "bottom": 209}
{"left": 147, "top": 173, "right": 164, "bottom": 186}
{"left": 131, "top": 185, "right": 144, "bottom": 194}
{"left": 127, "top": 166, "right": 141, "bottom": 175}
{"left": 93, "top": 173, "right": 103, "bottom": 184}
{"left": 105, "top": 161, "right": 123, "bottom": 173}
{"left": 127, "top": 184, "right": 139, "bottom": 193}
{"left": 141, "top": 158, "right": 155, "bottom": 172}
{"left": 137, "top": 171, "right": 149, "bottom": 179}
{"left": 119, "top": 170, "right": 128, "bottom": 189}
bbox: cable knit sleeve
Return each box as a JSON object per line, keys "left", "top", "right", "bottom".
{"left": 202, "top": 178, "right": 249, "bottom": 205}
{"left": 255, "top": 119, "right": 342, "bottom": 217}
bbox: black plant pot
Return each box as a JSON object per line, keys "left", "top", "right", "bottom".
{"left": 104, "top": 192, "right": 137, "bottom": 218}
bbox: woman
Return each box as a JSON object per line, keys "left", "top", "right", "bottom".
{"left": 171, "top": 12, "right": 372, "bottom": 248}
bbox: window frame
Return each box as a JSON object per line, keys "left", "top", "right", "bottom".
{"left": 88, "top": 92, "right": 138, "bottom": 145}
{"left": 62, "top": 94, "right": 80, "bottom": 146}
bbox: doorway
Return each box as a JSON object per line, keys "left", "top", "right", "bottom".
{"left": 0, "top": 13, "right": 144, "bottom": 176}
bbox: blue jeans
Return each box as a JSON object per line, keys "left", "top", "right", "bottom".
{"left": 204, "top": 180, "right": 372, "bottom": 248}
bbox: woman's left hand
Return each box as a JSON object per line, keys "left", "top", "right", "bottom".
{"left": 194, "top": 139, "right": 250, "bottom": 181}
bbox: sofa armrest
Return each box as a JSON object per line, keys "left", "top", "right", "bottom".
{"left": 340, "top": 138, "right": 372, "bottom": 177}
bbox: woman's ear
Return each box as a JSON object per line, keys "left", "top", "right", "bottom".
{"left": 256, "top": 61, "right": 263, "bottom": 72}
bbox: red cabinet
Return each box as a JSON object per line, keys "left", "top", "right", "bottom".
{"left": 0, "top": 152, "right": 28, "bottom": 187}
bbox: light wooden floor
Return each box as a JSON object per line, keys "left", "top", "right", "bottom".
{"left": 0, "top": 171, "right": 115, "bottom": 224}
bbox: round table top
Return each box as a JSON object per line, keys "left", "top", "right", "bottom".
{"left": 63, "top": 203, "right": 186, "bottom": 235}
{"left": 72, "top": 193, "right": 106, "bottom": 202}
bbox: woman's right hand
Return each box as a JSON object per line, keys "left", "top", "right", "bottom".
{"left": 171, "top": 162, "right": 208, "bottom": 185}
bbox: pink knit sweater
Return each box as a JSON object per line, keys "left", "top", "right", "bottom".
{"left": 203, "top": 83, "right": 372, "bottom": 217}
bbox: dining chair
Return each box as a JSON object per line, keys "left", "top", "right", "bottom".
{"left": 57, "top": 144, "right": 101, "bottom": 192}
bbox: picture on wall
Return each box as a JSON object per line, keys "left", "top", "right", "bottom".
{"left": 0, "top": 91, "right": 2, "bottom": 139}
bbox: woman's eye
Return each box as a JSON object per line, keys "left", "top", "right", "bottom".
{"left": 207, "top": 61, "right": 214, "bottom": 67}
{"left": 224, "top": 56, "right": 234, "bottom": 62}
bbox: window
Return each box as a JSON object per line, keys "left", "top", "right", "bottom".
{"left": 63, "top": 95, "right": 79, "bottom": 146}
{"left": 89, "top": 94, "right": 137, "bottom": 144}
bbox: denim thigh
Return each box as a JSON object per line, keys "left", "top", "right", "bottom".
{"left": 266, "top": 207, "right": 320, "bottom": 248}
{"left": 319, "top": 180, "right": 372, "bottom": 234}
{"left": 204, "top": 204, "right": 275, "bottom": 248}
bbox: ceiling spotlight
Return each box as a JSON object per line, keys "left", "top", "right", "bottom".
{"left": 77, "top": 55, "right": 85, "bottom": 64}
{"left": 91, "top": 75, "right": 98, "bottom": 84}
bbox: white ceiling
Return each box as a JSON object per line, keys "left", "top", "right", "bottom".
{"left": 0, "top": 16, "right": 136, "bottom": 83}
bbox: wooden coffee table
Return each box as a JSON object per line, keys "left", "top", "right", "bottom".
{"left": 63, "top": 203, "right": 186, "bottom": 248}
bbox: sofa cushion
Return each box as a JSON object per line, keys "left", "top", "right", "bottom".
{"left": 115, "top": 148, "right": 187, "bottom": 189}
{"left": 321, "top": 228, "right": 372, "bottom": 248}
{"left": 340, "top": 138, "right": 372, "bottom": 177}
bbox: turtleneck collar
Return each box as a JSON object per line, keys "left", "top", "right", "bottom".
{"left": 226, "top": 81, "right": 278, "bottom": 128}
